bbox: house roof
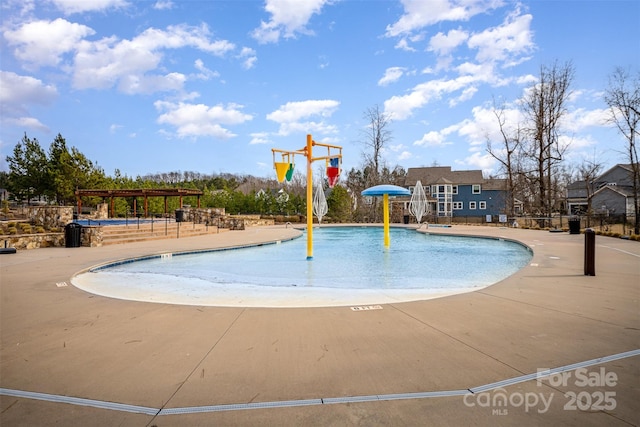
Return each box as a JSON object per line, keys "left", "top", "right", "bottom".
{"left": 481, "top": 178, "right": 507, "bottom": 191}
{"left": 592, "top": 184, "right": 635, "bottom": 198}
{"left": 567, "top": 180, "right": 587, "bottom": 190}
{"left": 405, "top": 166, "right": 484, "bottom": 186}
{"left": 405, "top": 166, "right": 506, "bottom": 192}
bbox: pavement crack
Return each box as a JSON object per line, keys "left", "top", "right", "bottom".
{"left": 389, "top": 304, "right": 528, "bottom": 379}
{"left": 477, "top": 291, "right": 631, "bottom": 328}
{"left": 149, "top": 308, "right": 246, "bottom": 423}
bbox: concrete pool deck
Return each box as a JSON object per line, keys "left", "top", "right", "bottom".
{"left": 1, "top": 225, "right": 638, "bottom": 426}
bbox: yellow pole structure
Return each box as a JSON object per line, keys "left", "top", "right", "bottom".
{"left": 383, "top": 193, "right": 390, "bottom": 247}
{"left": 306, "top": 134, "right": 314, "bottom": 260}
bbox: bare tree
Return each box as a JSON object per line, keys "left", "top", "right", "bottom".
{"left": 360, "top": 105, "right": 393, "bottom": 221}
{"left": 522, "top": 61, "right": 575, "bottom": 225}
{"left": 361, "top": 104, "right": 392, "bottom": 186}
{"left": 486, "top": 98, "right": 525, "bottom": 217}
{"left": 604, "top": 66, "right": 640, "bottom": 234}
{"left": 575, "top": 157, "right": 604, "bottom": 227}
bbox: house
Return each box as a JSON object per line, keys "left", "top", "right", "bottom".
{"left": 404, "top": 166, "right": 508, "bottom": 219}
{"left": 566, "top": 164, "right": 638, "bottom": 217}
{"left": 566, "top": 180, "right": 590, "bottom": 215}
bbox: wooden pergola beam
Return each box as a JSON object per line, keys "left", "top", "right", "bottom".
{"left": 75, "top": 188, "right": 204, "bottom": 218}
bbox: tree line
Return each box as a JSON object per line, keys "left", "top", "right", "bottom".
{"left": 485, "top": 63, "right": 639, "bottom": 233}
{"left": 3, "top": 63, "right": 638, "bottom": 229}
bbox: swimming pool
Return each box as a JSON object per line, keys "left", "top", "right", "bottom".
{"left": 72, "top": 227, "right": 532, "bottom": 307}
{"left": 76, "top": 218, "right": 163, "bottom": 226}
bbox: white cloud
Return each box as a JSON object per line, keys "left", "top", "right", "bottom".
{"left": 109, "top": 124, "right": 123, "bottom": 133}
{"left": 384, "top": 75, "right": 476, "bottom": 120}
{"left": 378, "top": 67, "right": 406, "bottom": 86}
{"left": 564, "top": 108, "right": 609, "bottom": 132}
{"left": 238, "top": 47, "right": 257, "bottom": 70}
{"left": 267, "top": 99, "right": 339, "bottom": 123}
{"left": 0, "top": 71, "right": 58, "bottom": 107}
{"left": 382, "top": 5, "right": 536, "bottom": 121}
{"left": 73, "top": 24, "right": 234, "bottom": 93}
{"left": 0, "top": 71, "right": 57, "bottom": 131}
{"left": 413, "top": 125, "right": 457, "bottom": 147}
{"left": 267, "top": 100, "right": 339, "bottom": 136}
{"left": 457, "top": 104, "right": 523, "bottom": 148}
{"left": 428, "top": 28, "right": 468, "bottom": 56}
{"left": 467, "top": 9, "right": 534, "bottom": 65}
{"left": 3, "top": 18, "right": 94, "bottom": 68}
{"left": 193, "top": 59, "right": 219, "bottom": 80}
{"left": 394, "top": 38, "right": 416, "bottom": 52}
{"left": 48, "top": 0, "right": 129, "bottom": 14}
{"left": 153, "top": 0, "right": 173, "bottom": 10}
{"left": 3, "top": 116, "right": 50, "bottom": 133}
{"left": 118, "top": 72, "right": 186, "bottom": 95}
{"left": 398, "top": 151, "right": 413, "bottom": 160}
{"left": 458, "top": 151, "right": 496, "bottom": 171}
{"left": 386, "top": 0, "right": 504, "bottom": 37}
{"left": 154, "top": 101, "right": 253, "bottom": 139}
{"left": 250, "top": 132, "right": 271, "bottom": 145}
{"left": 252, "top": 0, "right": 332, "bottom": 44}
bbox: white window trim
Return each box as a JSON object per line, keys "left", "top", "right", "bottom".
{"left": 472, "top": 184, "right": 481, "bottom": 194}
{"left": 479, "top": 201, "right": 486, "bottom": 209}
{"left": 469, "top": 201, "right": 477, "bottom": 210}
{"left": 453, "top": 201, "right": 463, "bottom": 210}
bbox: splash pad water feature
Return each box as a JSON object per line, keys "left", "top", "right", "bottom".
{"left": 72, "top": 226, "right": 533, "bottom": 308}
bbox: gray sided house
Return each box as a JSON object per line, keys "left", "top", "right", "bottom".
{"left": 566, "top": 164, "right": 638, "bottom": 217}
{"left": 405, "top": 167, "right": 507, "bottom": 218}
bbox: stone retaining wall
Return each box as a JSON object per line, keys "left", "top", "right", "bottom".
{"left": 1, "top": 233, "right": 64, "bottom": 250}
{"left": 183, "top": 207, "right": 226, "bottom": 224}
{"left": 81, "top": 227, "right": 103, "bottom": 247}
{"left": 23, "top": 206, "right": 73, "bottom": 228}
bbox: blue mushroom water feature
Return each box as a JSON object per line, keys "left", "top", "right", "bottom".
{"left": 361, "top": 184, "right": 411, "bottom": 247}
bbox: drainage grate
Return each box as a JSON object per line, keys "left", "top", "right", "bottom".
{"left": 377, "top": 390, "right": 470, "bottom": 401}
{"left": 470, "top": 349, "right": 640, "bottom": 394}
{"left": 2, "top": 349, "right": 638, "bottom": 416}
{"left": 0, "top": 388, "right": 158, "bottom": 415}
{"left": 160, "top": 399, "right": 323, "bottom": 414}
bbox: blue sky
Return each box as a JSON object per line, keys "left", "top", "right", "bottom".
{"left": 1, "top": 0, "right": 638, "bottom": 180}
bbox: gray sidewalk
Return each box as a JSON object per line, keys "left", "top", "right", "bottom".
{"left": 1, "top": 225, "right": 638, "bottom": 426}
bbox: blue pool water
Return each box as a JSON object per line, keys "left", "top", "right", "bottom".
{"left": 76, "top": 218, "right": 162, "bottom": 226}
{"left": 73, "top": 227, "right": 532, "bottom": 307}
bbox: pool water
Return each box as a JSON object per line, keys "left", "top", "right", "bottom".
{"left": 73, "top": 227, "right": 532, "bottom": 307}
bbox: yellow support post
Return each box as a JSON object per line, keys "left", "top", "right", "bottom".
{"left": 306, "top": 134, "right": 313, "bottom": 260}
{"left": 272, "top": 134, "right": 341, "bottom": 261}
{"left": 383, "top": 193, "right": 390, "bottom": 247}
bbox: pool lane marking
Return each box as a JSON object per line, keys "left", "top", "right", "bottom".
{"left": 2, "top": 349, "right": 638, "bottom": 416}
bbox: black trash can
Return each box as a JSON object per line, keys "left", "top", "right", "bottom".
{"left": 65, "top": 222, "right": 82, "bottom": 248}
{"left": 569, "top": 217, "right": 581, "bottom": 234}
{"left": 175, "top": 209, "right": 185, "bottom": 222}
{"left": 403, "top": 215, "right": 410, "bottom": 224}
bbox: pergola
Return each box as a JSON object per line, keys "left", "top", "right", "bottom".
{"left": 75, "top": 188, "right": 203, "bottom": 218}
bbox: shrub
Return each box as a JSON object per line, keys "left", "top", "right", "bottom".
{"left": 7, "top": 227, "right": 18, "bottom": 234}
{"left": 35, "top": 226, "right": 46, "bottom": 233}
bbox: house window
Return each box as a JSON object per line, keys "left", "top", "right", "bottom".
{"left": 472, "top": 184, "right": 481, "bottom": 194}
{"left": 452, "top": 185, "right": 458, "bottom": 195}
{"left": 453, "top": 201, "right": 463, "bottom": 210}
{"left": 469, "top": 201, "right": 477, "bottom": 210}
{"left": 409, "top": 186, "right": 415, "bottom": 194}
{"left": 479, "top": 201, "right": 486, "bottom": 209}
